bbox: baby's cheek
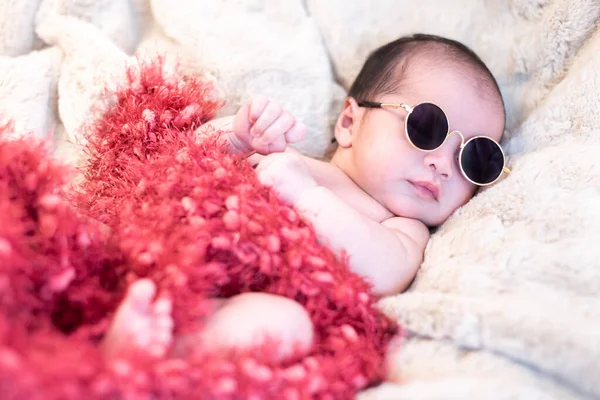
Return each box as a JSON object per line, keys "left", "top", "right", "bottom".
{"left": 450, "top": 181, "right": 477, "bottom": 209}
{"left": 463, "top": 181, "right": 479, "bottom": 201}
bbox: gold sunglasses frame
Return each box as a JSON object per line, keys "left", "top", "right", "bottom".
{"left": 357, "top": 101, "right": 511, "bottom": 187}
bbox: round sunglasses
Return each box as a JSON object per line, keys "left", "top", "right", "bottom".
{"left": 358, "top": 101, "right": 510, "bottom": 186}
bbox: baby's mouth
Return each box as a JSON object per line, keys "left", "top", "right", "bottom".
{"left": 408, "top": 180, "right": 439, "bottom": 201}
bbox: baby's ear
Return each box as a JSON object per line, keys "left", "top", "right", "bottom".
{"left": 334, "top": 97, "right": 362, "bottom": 148}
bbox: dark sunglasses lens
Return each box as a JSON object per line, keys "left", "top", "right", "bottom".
{"left": 406, "top": 103, "right": 449, "bottom": 151}
{"left": 461, "top": 137, "right": 504, "bottom": 185}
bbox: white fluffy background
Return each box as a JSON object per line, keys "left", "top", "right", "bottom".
{"left": 1, "top": 0, "right": 600, "bottom": 398}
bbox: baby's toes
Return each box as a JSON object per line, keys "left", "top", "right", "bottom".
{"left": 153, "top": 314, "right": 174, "bottom": 339}
{"left": 128, "top": 278, "right": 157, "bottom": 311}
{"left": 148, "top": 318, "right": 173, "bottom": 357}
{"left": 152, "top": 296, "right": 172, "bottom": 316}
{"left": 152, "top": 306, "right": 174, "bottom": 336}
{"left": 152, "top": 298, "right": 174, "bottom": 337}
{"left": 129, "top": 320, "right": 153, "bottom": 347}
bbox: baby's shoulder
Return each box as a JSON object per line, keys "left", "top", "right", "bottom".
{"left": 382, "top": 216, "right": 430, "bottom": 250}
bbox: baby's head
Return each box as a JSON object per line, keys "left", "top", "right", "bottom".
{"left": 332, "top": 34, "right": 506, "bottom": 227}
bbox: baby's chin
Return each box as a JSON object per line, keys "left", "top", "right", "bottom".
{"left": 423, "top": 214, "right": 449, "bottom": 228}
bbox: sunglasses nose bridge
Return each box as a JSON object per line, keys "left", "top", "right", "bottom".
{"left": 448, "top": 130, "right": 466, "bottom": 148}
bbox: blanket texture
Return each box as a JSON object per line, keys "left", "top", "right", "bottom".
{"left": 1, "top": 0, "right": 600, "bottom": 398}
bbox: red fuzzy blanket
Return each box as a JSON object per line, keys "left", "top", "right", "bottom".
{"left": 0, "top": 58, "right": 397, "bottom": 399}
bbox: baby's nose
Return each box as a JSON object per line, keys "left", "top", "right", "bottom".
{"left": 425, "top": 137, "right": 462, "bottom": 180}
{"left": 427, "top": 156, "right": 452, "bottom": 180}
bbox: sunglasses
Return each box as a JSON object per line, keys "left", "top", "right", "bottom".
{"left": 358, "top": 101, "right": 510, "bottom": 186}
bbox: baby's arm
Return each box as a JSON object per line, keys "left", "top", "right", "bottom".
{"left": 296, "top": 186, "right": 430, "bottom": 296}
{"left": 256, "top": 153, "right": 430, "bottom": 296}
{"left": 199, "top": 95, "right": 306, "bottom": 156}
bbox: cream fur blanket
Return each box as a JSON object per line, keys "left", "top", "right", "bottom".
{"left": 1, "top": 0, "right": 599, "bottom": 398}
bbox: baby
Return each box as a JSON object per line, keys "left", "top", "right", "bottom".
{"left": 104, "top": 34, "right": 507, "bottom": 362}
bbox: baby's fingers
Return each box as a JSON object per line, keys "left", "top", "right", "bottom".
{"left": 285, "top": 122, "right": 307, "bottom": 144}
{"left": 259, "top": 111, "right": 295, "bottom": 146}
{"left": 267, "top": 135, "right": 287, "bottom": 153}
{"left": 250, "top": 101, "right": 282, "bottom": 137}
{"left": 248, "top": 95, "right": 269, "bottom": 124}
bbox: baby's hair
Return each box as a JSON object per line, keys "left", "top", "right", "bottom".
{"left": 348, "top": 33, "right": 504, "bottom": 113}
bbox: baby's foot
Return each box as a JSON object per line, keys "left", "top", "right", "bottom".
{"left": 103, "top": 279, "right": 173, "bottom": 360}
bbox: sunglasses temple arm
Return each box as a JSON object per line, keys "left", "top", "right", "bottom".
{"left": 503, "top": 166, "right": 511, "bottom": 174}
{"left": 357, "top": 101, "right": 383, "bottom": 108}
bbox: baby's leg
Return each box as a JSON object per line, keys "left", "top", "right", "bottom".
{"left": 104, "top": 281, "right": 313, "bottom": 363}
{"left": 103, "top": 279, "right": 173, "bottom": 360}
{"left": 193, "top": 292, "right": 314, "bottom": 362}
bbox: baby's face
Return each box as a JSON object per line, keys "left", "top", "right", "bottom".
{"left": 347, "top": 64, "right": 505, "bottom": 226}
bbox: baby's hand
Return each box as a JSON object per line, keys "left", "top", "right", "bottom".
{"left": 256, "top": 152, "right": 317, "bottom": 205}
{"left": 232, "top": 95, "right": 307, "bottom": 155}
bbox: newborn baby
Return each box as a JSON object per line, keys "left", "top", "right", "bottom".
{"left": 104, "top": 34, "right": 508, "bottom": 363}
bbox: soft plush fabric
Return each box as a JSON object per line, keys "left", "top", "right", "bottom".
{"left": 0, "top": 47, "right": 61, "bottom": 140}
{"left": 36, "top": 0, "right": 142, "bottom": 54}
{"left": 0, "top": 0, "right": 44, "bottom": 56}
{"left": 1, "top": 0, "right": 600, "bottom": 398}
